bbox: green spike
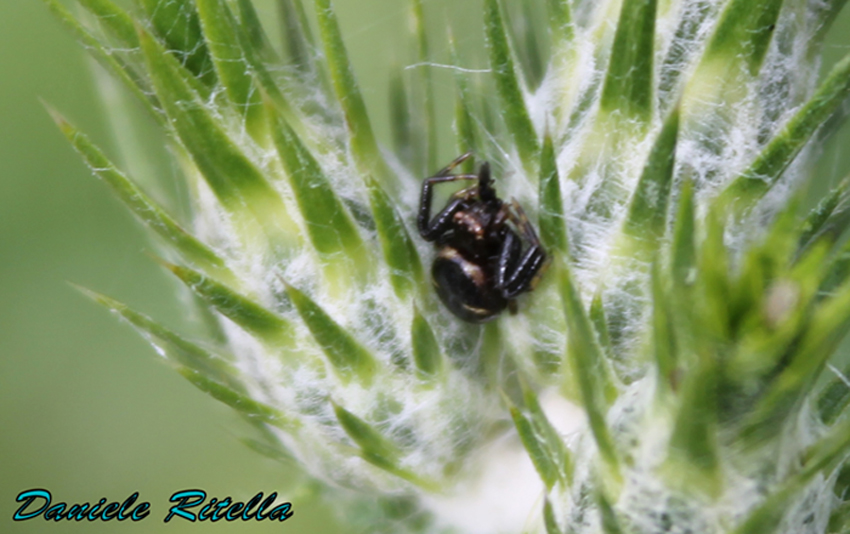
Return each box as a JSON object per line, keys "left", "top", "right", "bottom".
{"left": 558, "top": 260, "right": 620, "bottom": 482}
{"left": 589, "top": 292, "right": 613, "bottom": 360}
{"left": 597, "top": 487, "right": 624, "bottom": 534}
{"left": 742, "top": 268, "right": 850, "bottom": 442}
{"left": 389, "top": 66, "right": 414, "bottom": 169}
{"left": 139, "top": 27, "right": 299, "bottom": 249}
{"left": 314, "top": 0, "right": 385, "bottom": 179}
{"left": 366, "top": 175, "right": 423, "bottom": 298}
{"left": 162, "top": 262, "right": 296, "bottom": 349}
{"left": 506, "top": 1, "right": 545, "bottom": 90}
{"left": 448, "top": 28, "right": 478, "bottom": 173}
{"left": 798, "top": 177, "right": 850, "bottom": 250}
{"left": 411, "top": 305, "right": 443, "bottom": 380}
{"left": 195, "top": 0, "right": 264, "bottom": 136}
{"left": 696, "top": 209, "right": 731, "bottom": 341}
{"left": 671, "top": 178, "right": 696, "bottom": 290}
{"left": 484, "top": 0, "right": 539, "bottom": 174}
{"left": 411, "top": 0, "right": 437, "bottom": 173}
{"left": 234, "top": 0, "right": 278, "bottom": 62}
{"left": 621, "top": 106, "right": 680, "bottom": 249}
{"left": 719, "top": 52, "right": 850, "bottom": 215}
{"left": 74, "top": 286, "right": 240, "bottom": 390}
{"left": 510, "top": 404, "right": 561, "bottom": 490}
{"left": 662, "top": 361, "right": 720, "bottom": 498}
{"left": 279, "top": 0, "right": 318, "bottom": 71}
{"left": 43, "top": 0, "right": 160, "bottom": 121}
{"left": 734, "top": 416, "right": 850, "bottom": 534}
{"left": 651, "top": 263, "right": 677, "bottom": 392}
{"left": 137, "top": 0, "right": 216, "bottom": 86}
{"left": 700, "top": 0, "right": 783, "bottom": 77}
{"left": 284, "top": 282, "right": 376, "bottom": 385}
{"left": 333, "top": 402, "right": 436, "bottom": 490}
{"left": 268, "top": 108, "right": 367, "bottom": 271}
{"left": 521, "top": 380, "right": 573, "bottom": 486}
{"left": 600, "top": 0, "right": 657, "bottom": 123}
{"left": 539, "top": 131, "right": 567, "bottom": 254}
{"left": 543, "top": 497, "right": 563, "bottom": 534}
{"left": 48, "top": 108, "right": 229, "bottom": 276}
{"left": 179, "top": 367, "right": 295, "bottom": 429}
{"left": 78, "top": 0, "right": 139, "bottom": 47}
{"left": 817, "top": 362, "right": 850, "bottom": 425}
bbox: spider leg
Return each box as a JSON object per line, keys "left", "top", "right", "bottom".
{"left": 497, "top": 201, "right": 548, "bottom": 299}
{"left": 435, "top": 152, "right": 473, "bottom": 177}
{"left": 418, "top": 153, "right": 479, "bottom": 240}
{"left": 418, "top": 175, "right": 478, "bottom": 240}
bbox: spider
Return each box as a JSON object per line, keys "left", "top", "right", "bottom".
{"left": 418, "top": 153, "right": 547, "bottom": 323}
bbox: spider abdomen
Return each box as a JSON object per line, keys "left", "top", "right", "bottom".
{"left": 432, "top": 247, "right": 507, "bottom": 323}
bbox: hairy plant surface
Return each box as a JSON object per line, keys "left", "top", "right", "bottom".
{"left": 45, "top": 0, "right": 850, "bottom": 532}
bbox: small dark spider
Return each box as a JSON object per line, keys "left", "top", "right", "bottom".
{"left": 418, "top": 153, "right": 547, "bottom": 323}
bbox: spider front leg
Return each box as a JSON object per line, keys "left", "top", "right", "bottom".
{"left": 418, "top": 153, "right": 477, "bottom": 241}
{"left": 497, "top": 201, "right": 548, "bottom": 299}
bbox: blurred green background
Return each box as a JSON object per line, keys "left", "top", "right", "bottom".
{"left": 2, "top": 1, "right": 850, "bottom": 533}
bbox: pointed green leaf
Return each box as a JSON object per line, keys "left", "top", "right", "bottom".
{"left": 163, "top": 262, "right": 296, "bottom": 349}
{"left": 671, "top": 178, "right": 696, "bottom": 289}
{"left": 543, "top": 497, "right": 562, "bottom": 534}
{"left": 333, "top": 402, "right": 436, "bottom": 490}
{"left": 547, "top": 0, "right": 573, "bottom": 53}
{"left": 195, "top": 0, "right": 264, "bottom": 133}
{"left": 514, "top": 382, "right": 573, "bottom": 488}
{"left": 411, "top": 305, "right": 442, "bottom": 380}
{"left": 448, "top": 29, "right": 478, "bottom": 173}
{"left": 43, "top": 0, "right": 160, "bottom": 121}
{"left": 75, "top": 286, "right": 240, "bottom": 390}
{"left": 743, "top": 275, "right": 850, "bottom": 442}
{"left": 558, "top": 260, "right": 620, "bottom": 480}
{"left": 279, "top": 0, "right": 318, "bottom": 70}
{"left": 314, "top": 0, "right": 383, "bottom": 177}
{"left": 510, "top": 404, "right": 560, "bottom": 490}
{"left": 333, "top": 402, "right": 397, "bottom": 461}
{"left": 697, "top": 209, "right": 732, "bottom": 340}
{"left": 137, "top": 0, "right": 216, "bottom": 86}
{"left": 389, "top": 66, "right": 414, "bottom": 168}
{"left": 178, "top": 366, "right": 295, "bottom": 429}
{"left": 284, "top": 283, "right": 376, "bottom": 384}
{"left": 719, "top": 52, "right": 850, "bottom": 214}
{"left": 539, "top": 131, "right": 567, "bottom": 253}
{"left": 663, "top": 361, "right": 720, "bottom": 497}
{"left": 234, "top": 0, "right": 278, "bottom": 62}
{"left": 701, "top": 0, "right": 783, "bottom": 76}
{"left": 49, "top": 108, "right": 228, "bottom": 274}
{"left": 589, "top": 292, "right": 613, "bottom": 360}
{"left": 139, "top": 27, "right": 297, "bottom": 244}
{"left": 800, "top": 179, "right": 850, "bottom": 252}
{"left": 817, "top": 362, "right": 850, "bottom": 425}
{"left": 799, "top": 177, "right": 849, "bottom": 250}
{"left": 600, "top": 0, "right": 657, "bottom": 122}
{"left": 411, "top": 0, "right": 437, "bottom": 173}
{"left": 735, "top": 416, "right": 850, "bottom": 534}
{"left": 651, "top": 263, "right": 677, "bottom": 391}
{"left": 622, "top": 106, "right": 680, "bottom": 247}
{"left": 505, "top": 1, "right": 545, "bottom": 90}
{"left": 366, "top": 175, "right": 423, "bottom": 298}
{"left": 658, "top": 0, "right": 715, "bottom": 102}
{"left": 597, "top": 488, "right": 624, "bottom": 534}
{"left": 269, "top": 109, "right": 366, "bottom": 264}
{"left": 78, "top": 0, "right": 139, "bottom": 48}
{"left": 484, "top": 0, "right": 539, "bottom": 173}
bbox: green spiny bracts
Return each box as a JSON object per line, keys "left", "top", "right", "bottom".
{"left": 45, "top": 0, "right": 850, "bottom": 532}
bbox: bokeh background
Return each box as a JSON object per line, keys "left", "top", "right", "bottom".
{"left": 2, "top": 1, "right": 850, "bottom": 533}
